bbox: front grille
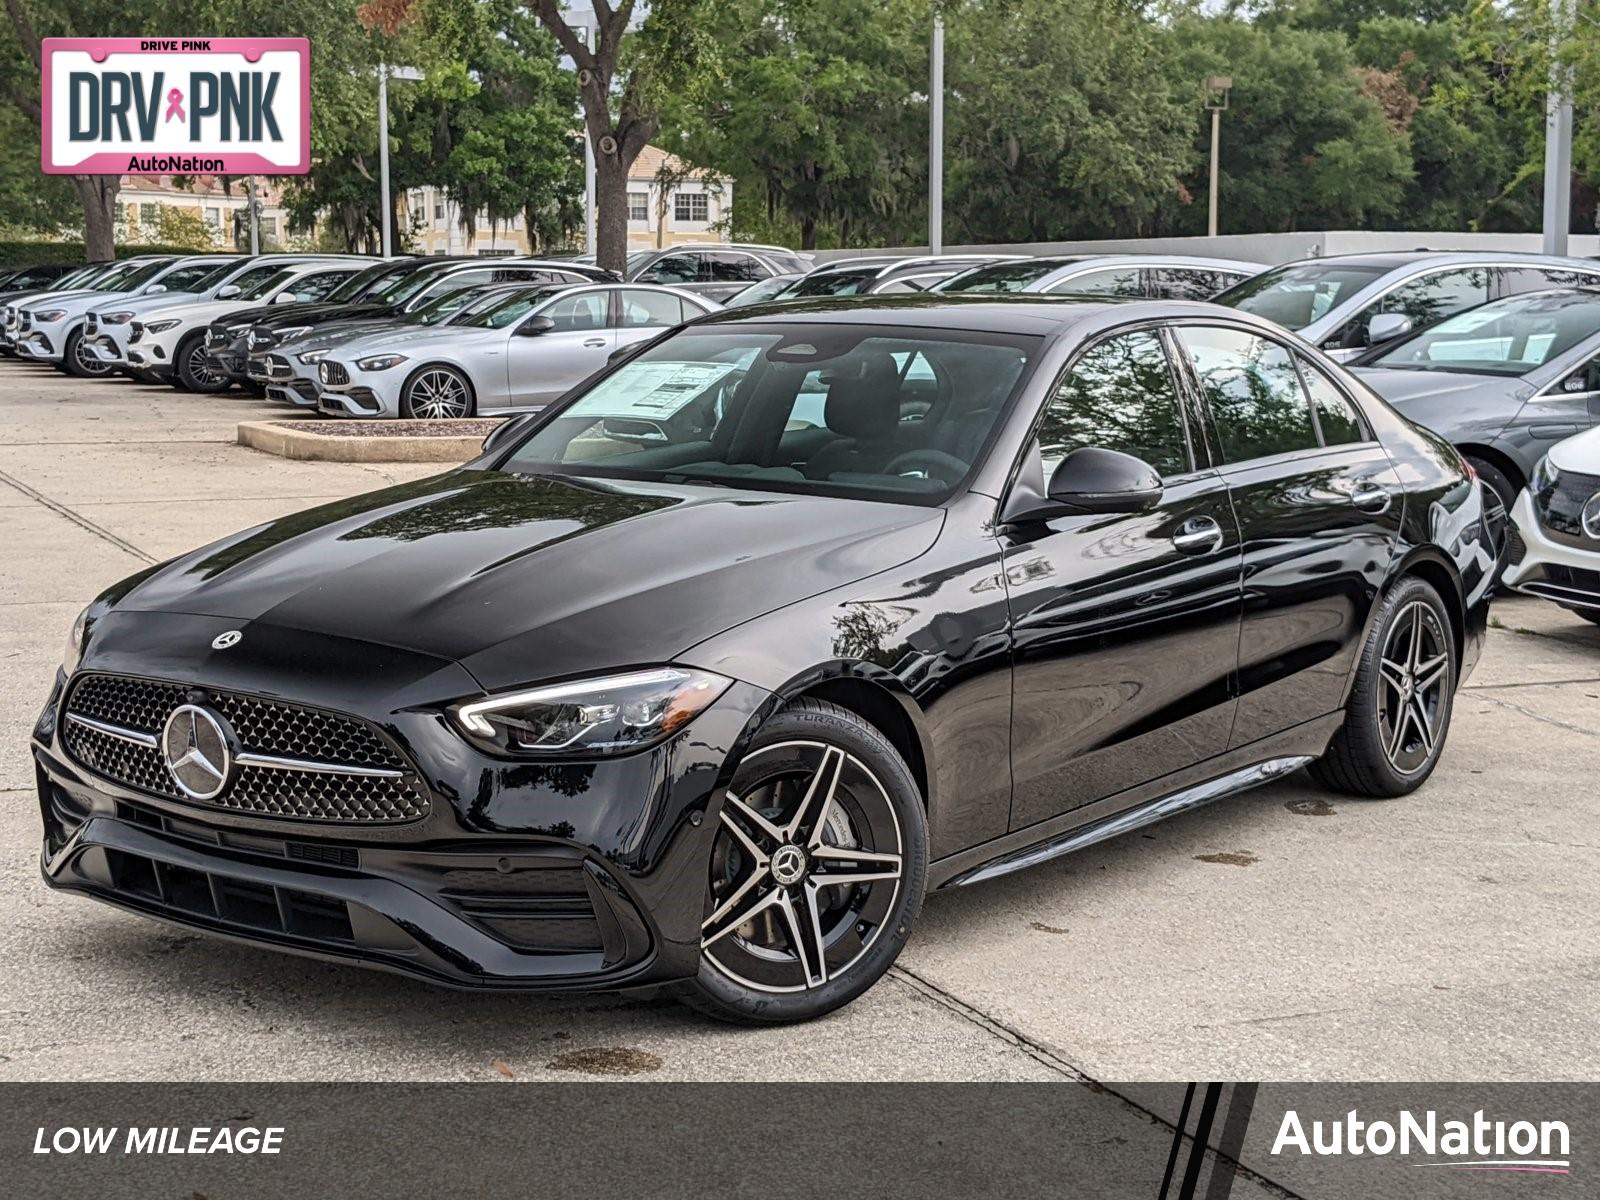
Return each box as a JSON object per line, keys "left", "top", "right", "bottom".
{"left": 84, "top": 314, "right": 99, "bottom": 333}
{"left": 206, "top": 328, "right": 227, "bottom": 349}
{"left": 246, "top": 356, "right": 271, "bottom": 380}
{"left": 320, "top": 361, "right": 350, "bottom": 387}
{"left": 128, "top": 322, "right": 143, "bottom": 344}
{"left": 61, "top": 673, "right": 430, "bottom": 824}
{"left": 266, "top": 353, "right": 293, "bottom": 379}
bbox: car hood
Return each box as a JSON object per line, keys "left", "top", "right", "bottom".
{"left": 1549, "top": 424, "right": 1600, "bottom": 472}
{"left": 139, "top": 298, "right": 252, "bottom": 325}
{"left": 103, "top": 470, "right": 944, "bottom": 692}
{"left": 18, "top": 287, "right": 116, "bottom": 310}
{"left": 279, "top": 317, "right": 412, "bottom": 352}
{"left": 90, "top": 291, "right": 203, "bottom": 318}
{"left": 256, "top": 301, "right": 390, "bottom": 329}
{"left": 1348, "top": 366, "right": 1522, "bottom": 406}
{"left": 330, "top": 324, "right": 501, "bottom": 358}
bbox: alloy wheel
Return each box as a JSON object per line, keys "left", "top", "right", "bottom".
{"left": 1377, "top": 600, "right": 1450, "bottom": 774}
{"left": 702, "top": 741, "right": 904, "bottom": 994}
{"left": 74, "top": 334, "right": 110, "bottom": 376}
{"left": 186, "top": 341, "right": 224, "bottom": 388}
{"left": 406, "top": 369, "right": 471, "bottom": 419}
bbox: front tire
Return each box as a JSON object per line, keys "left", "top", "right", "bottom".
{"left": 62, "top": 328, "right": 114, "bottom": 379}
{"left": 399, "top": 365, "right": 475, "bottom": 420}
{"left": 1311, "top": 576, "right": 1456, "bottom": 798}
{"left": 683, "top": 698, "right": 927, "bottom": 1024}
{"left": 175, "top": 333, "right": 230, "bottom": 393}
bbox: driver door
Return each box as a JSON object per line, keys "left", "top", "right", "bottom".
{"left": 1002, "top": 326, "right": 1243, "bottom": 830}
{"left": 507, "top": 291, "right": 616, "bottom": 408}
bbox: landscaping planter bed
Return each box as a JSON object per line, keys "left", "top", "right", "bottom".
{"left": 238, "top": 418, "right": 507, "bottom": 463}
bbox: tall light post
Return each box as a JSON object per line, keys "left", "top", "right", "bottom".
{"left": 1203, "top": 76, "right": 1232, "bottom": 239}
{"left": 377, "top": 64, "right": 423, "bottom": 257}
{"left": 1543, "top": 0, "right": 1575, "bottom": 255}
{"left": 929, "top": 12, "right": 944, "bottom": 255}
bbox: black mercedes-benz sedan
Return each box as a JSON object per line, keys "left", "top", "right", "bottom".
{"left": 33, "top": 296, "right": 1496, "bottom": 1023}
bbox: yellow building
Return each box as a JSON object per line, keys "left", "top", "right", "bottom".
{"left": 113, "top": 175, "right": 296, "bottom": 249}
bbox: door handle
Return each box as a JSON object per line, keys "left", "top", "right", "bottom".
{"left": 1350, "top": 481, "right": 1393, "bottom": 514}
{"left": 1171, "top": 516, "right": 1225, "bottom": 555}
{"left": 583, "top": 338, "right": 608, "bottom": 348}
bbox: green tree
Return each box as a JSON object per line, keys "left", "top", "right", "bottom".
{"left": 944, "top": 0, "right": 1195, "bottom": 242}
{"left": 1156, "top": 16, "right": 1413, "bottom": 234}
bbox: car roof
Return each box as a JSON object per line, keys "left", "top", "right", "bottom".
{"left": 697, "top": 292, "right": 1161, "bottom": 334}
{"left": 1271, "top": 251, "right": 1600, "bottom": 271}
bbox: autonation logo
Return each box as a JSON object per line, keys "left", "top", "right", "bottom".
{"left": 1272, "top": 1108, "right": 1571, "bottom": 1174}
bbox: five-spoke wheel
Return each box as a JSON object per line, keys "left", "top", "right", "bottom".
{"left": 685, "top": 699, "right": 926, "bottom": 1022}
{"left": 1312, "top": 575, "right": 1455, "bottom": 797}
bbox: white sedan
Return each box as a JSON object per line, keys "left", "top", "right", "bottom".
{"left": 1505, "top": 425, "right": 1600, "bottom": 625}
{"left": 316, "top": 283, "right": 717, "bottom": 419}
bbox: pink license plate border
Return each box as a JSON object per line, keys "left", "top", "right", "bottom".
{"left": 40, "top": 37, "right": 311, "bottom": 175}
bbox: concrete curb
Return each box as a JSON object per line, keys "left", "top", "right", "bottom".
{"left": 237, "top": 421, "right": 488, "bottom": 463}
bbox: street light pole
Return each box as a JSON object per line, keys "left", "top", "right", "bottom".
{"left": 929, "top": 12, "right": 944, "bottom": 255}
{"left": 1542, "top": 0, "right": 1575, "bottom": 255}
{"left": 1203, "top": 76, "right": 1232, "bottom": 239}
{"left": 378, "top": 65, "right": 392, "bottom": 257}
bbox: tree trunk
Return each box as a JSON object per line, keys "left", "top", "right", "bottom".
{"left": 595, "top": 153, "right": 631, "bottom": 275}
{"left": 800, "top": 215, "right": 817, "bottom": 251}
{"left": 72, "top": 176, "right": 119, "bottom": 261}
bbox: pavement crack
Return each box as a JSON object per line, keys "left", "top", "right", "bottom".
{"left": 888, "top": 966, "right": 1307, "bottom": 1199}
{"left": 1465, "top": 676, "right": 1600, "bottom": 691}
{"left": 1473, "top": 693, "right": 1600, "bottom": 739}
{"left": 0, "top": 467, "right": 156, "bottom": 565}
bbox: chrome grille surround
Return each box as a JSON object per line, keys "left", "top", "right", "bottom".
{"left": 60, "top": 673, "right": 431, "bottom": 823}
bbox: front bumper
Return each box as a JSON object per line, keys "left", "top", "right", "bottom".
{"left": 1505, "top": 488, "right": 1600, "bottom": 612}
{"left": 33, "top": 620, "right": 773, "bottom": 991}
{"left": 317, "top": 360, "right": 402, "bottom": 417}
{"left": 16, "top": 321, "right": 66, "bottom": 362}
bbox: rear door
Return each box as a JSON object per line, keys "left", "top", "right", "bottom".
{"left": 1173, "top": 323, "right": 1403, "bottom": 747}
{"left": 1003, "top": 325, "right": 1243, "bottom": 830}
{"left": 507, "top": 290, "right": 614, "bottom": 407}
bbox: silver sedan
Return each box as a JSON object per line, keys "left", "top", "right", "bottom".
{"left": 316, "top": 284, "right": 718, "bottom": 419}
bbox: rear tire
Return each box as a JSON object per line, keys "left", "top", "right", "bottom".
{"left": 681, "top": 698, "right": 927, "bottom": 1024}
{"left": 1311, "top": 575, "right": 1456, "bottom": 798}
{"left": 175, "top": 333, "right": 229, "bottom": 393}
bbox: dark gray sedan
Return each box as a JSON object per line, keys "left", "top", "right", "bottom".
{"left": 1350, "top": 288, "right": 1600, "bottom": 515}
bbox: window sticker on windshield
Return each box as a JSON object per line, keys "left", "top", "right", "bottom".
{"left": 568, "top": 361, "right": 739, "bottom": 419}
{"left": 1436, "top": 309, "right": 1500, "bottom": 334}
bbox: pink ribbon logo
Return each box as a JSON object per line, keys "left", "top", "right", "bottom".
{"left": 164, "top": 88, "right": 185, "bottom": 123}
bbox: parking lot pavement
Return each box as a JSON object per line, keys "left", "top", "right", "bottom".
{"left": 2, "top": 365, "right": 1598, "bottom": 1085}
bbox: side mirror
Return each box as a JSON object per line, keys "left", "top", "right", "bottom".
{"left": 1047, "top": 446, "right": 1163, "bottom": 513}
{"left": 145, "top": 284, "right": 167, "bottom": 294}
{"left": 480, "top": 412, "right": 537, "bottom": 453}
{"left": 1367, "top": 311, "right": 1412, "bottom": 346}
{"left": 216, "top": 284, "right": 241, "bottom": 299}
{"left": 516, "top": 315, "right": 556, "bottom": 337}
{"left": 273, "top": 291, "right": 300, "bottom": 305}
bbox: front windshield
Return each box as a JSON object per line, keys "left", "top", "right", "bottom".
{"left": 98, "top": 260, "right": 165, "bottom": 291}
{"left": 498, "top": 324, "right": 1040, "bottom": 504}
{"left": 157, "top": 261, "right": 231, "bottom": 293}
{"left": 459, "top": 288, "right": 562, "bottom": 329}
{"left": 1368, "top": 291, "right": 1600, "bottom": 376}
{"left": 236, "top": 268, "right": 291, "bottom": 301}
{"left": 53, "top": 265, "right": 102, "bottom": 289}
{"left": 324, "top": 262, "right": 400, "bottom": 303}
{"left": 399, "top": 286, "right": 487, "bottom": 326}
{"left": 1212, "top": 262, "right": 1390, "bottom": 329}
{"left": 932, "top": 259, "right": 1079, "bottom": 294}
{"left": 220, "top": 262, "right": 284, "bottom": 295}
{"left": 626, "top": 251, "right": 655, "bottom": 276}
{"left": 784, "top": 269, "right": 876, "bottom": 298}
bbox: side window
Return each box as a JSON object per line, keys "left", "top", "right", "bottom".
{"left": 1179, "top": 326, "right": 1318, "bottom": 463}
{"left": 639, "top": 254, "right": 698, "bottom": 285}
{"left": 1046, "top": 267, "right": 1143, "bottom": 297}
{"left": 876, "top": 273, "right": 945, "bottom": 294}
{"left": 619, "top": 289, "right": 685, "bottom": 328}
{"left": 541, "top": 292, "right": 608, "bottom": 332}
{"left": 1040, "top": 330, "right": 1190, "bottom": 478}
{"left": 707, "top": 253, "right": 766, "bottom": 283}
{"left": 1496, "top": 266, "right": 1600, "bottom": 295}
{"left": 1380, "top": 268, "right": 1491, "bottom": 327}
{"left": 1149, "top": 268, "right": 1242, "bottom": 301}
{"left": 1296, "top": 355, "right": 1368, "bottom": 446}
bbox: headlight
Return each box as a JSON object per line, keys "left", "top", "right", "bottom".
{"left": 450, "top": 667, "right": 730, "bottom": 757}
{"left": 62, "top": 606, "right": 88, "bottom": 675}
{"left": 356, "top": 353, "right": 408, "bottom": 371}
{"left": 144, "top": 319, "right": 180, "bottom": 333}
{"left": 34, "top": 309, "right": 67, "bottom": 323}
{"left": 272, "top": 326, "right": 310, "bottom": 343}
{"left": 102, "top": 311, "right": 134, "bottom": 324}
{"left": 1532, "top": 455, "right": 1560, "bottom": 496}
{"left": 297, "top": 348, "right": 328, "bottom": 365}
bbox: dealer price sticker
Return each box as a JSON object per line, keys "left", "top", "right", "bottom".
{"left": 41, "top": 38, "right": 309, "bottom": 175}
